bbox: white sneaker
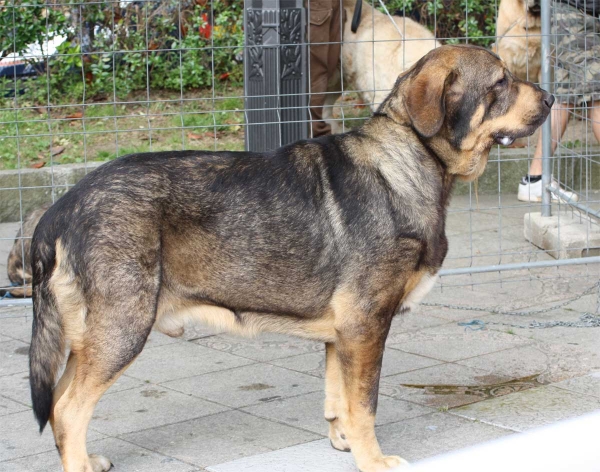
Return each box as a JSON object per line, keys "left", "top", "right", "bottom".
{"left": 517, "top": 176, "right": 579, "bottom": 203}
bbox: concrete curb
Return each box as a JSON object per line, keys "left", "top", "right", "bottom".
{"left": 0, "top": 161, "right": 104, "bottom": 223}
{"left": 0, "top": 144, "right": 599, "bottom": 222}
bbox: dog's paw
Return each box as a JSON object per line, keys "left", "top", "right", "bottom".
{"left": 328, "top": 421, "right": 351, "bottom": 452}
{"left": 359, "top": 455, "right": 410, "bottom": 472}
{"left": 89, "top": 454, "right": 113, "bottom": 472}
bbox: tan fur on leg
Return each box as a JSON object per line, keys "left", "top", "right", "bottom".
{"left": 324, "top": 343, "right": 351, "bottom": 452}
{"left": 50, "top": 352, "right": 134, "bottom": 472}
{"left": 335, "top": 334, "right": 409, "bottom": 472}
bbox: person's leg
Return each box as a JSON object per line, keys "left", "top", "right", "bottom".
{"left": 529, "top": 103, "right": 571, "bottom": 175}
{"left": 518, "top": 103, "right": 577, "bottom": 202}
{"left": 309, "top": 0, "right": 341, "bottom": 138}
{"left": 590, "top": 101, "right": 600, "bottom": 143}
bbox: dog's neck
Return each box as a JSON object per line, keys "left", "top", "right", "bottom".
{"left": 356, "top": 116, "right": 456, "bottom": 210}
{"left": 376, "top": 98, "right": 491, "bottom": 183}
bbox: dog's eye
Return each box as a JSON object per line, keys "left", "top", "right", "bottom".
{"left": 495, "top": 76, "right": 507, "bottom": 88}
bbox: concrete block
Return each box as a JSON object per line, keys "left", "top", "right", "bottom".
{"left": 524, "top": 211, "right": 600, "bottom": 259}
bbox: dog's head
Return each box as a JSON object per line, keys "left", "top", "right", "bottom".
{"left": 379, "top": 44, "right": 553, "bottom": 181}
{"left": 506, "top": 0, "right": 542, "bottom": 28}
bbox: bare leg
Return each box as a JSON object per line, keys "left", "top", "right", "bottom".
{"left": 590, "top": 102, "right": 600, "bottom": 143}
{"left": 529, "top": 103, "right": 572, "bottom": 175}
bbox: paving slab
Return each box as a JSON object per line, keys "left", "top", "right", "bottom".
{"left": 0, "top": 437, "right": 201, "bottom": 472}
{"left": 0, "top": 339, "right": 30, "bottom": 377}
{"left": 376, "top": 412, "right": 514, "bottom": 462}
{"left": 121, "top": 410, "right": 321, "bottom": 468}
{"left": 386, "top": 323, "right": 531, "bottom": 362}
{"left": 125, "top": 340, "right": 254, "bottom": 384}
{"left": 384, "top": 360, "right": 512, "bottom": 385}
{"left": 455, "top": 345, "right": 549, "bottom": 380}
{"left": 242, "top": 391, "right": 433, "bottom": 436}
{"left": 551, "top": 371, "right": 600, "bottom": 399}
{"left": 0, "top": 395, "right": 29, "bottom": 416}
{"left": 206, "top": 439, "right": 356, "bottom": 472}
{"left": 388, "top": 310, "right": 451, "bottom": 334}
{"left": 0, "top": 371, "right": 31, "bottom": 406}
{"left": 163, "top": 363, "right": 323, "bottom": 408}
{"left": 452, "top": 384, "right": 600, "bottom": 432}
{"left": 193, "top": 332, "right": 323, "bottom": 362}
{"left": 91, "top": 385, "right": 229, "bottom": 436}
{"left": 207, "top": 412, "right": 513, "bottom": 472}
{"left": 0, "top": 309, "right": 32, "bottom": 343}
{"left": 0, "top": 410, "right": 105, "bottom": 462}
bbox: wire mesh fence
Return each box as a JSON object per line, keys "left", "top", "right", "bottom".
{"left": 0, "top": 0, "right": 599, "bottom": 310}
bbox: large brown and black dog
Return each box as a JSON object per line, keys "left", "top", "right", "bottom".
{"left": 30, "top": 45, "right": 553, "bottom": 472}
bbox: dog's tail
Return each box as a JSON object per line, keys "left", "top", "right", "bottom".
{"left": 29, "top": 222, "right": 64, "bottom": 433}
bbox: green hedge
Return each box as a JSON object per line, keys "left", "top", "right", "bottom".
{"left": 0, "top": 0, "right": 496, "bottom": 105}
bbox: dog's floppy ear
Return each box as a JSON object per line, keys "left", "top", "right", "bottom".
{"left": 405, "top": 66, "right": 455, "bottom": 138}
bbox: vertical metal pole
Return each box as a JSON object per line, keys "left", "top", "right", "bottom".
{"left": 541, "top": 0, "right": 552, "bottom": 217}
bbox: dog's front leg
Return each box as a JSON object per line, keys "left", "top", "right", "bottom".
{"left": 335, "top": 330, "right": 409, "bottom": 472}
{"left": 324, "top": 342, "right": 351, "bottom": 452}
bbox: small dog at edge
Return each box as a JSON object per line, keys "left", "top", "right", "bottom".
{"left": 29, "top": 45, "right": 552, "bottom": 472}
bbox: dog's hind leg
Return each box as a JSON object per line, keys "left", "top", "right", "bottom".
{"left": 50, "top": 298, "right": 156, "bottom": 472}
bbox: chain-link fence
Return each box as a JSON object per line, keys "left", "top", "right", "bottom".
{"left": 1, "top": 0, "right": 599, "bottom": 313}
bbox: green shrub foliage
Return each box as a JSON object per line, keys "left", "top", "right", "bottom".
{"left": 0, "top": 0, "right": 495, "bottom": 104}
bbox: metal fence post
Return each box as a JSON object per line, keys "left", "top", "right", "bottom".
{"left": 541, "top": 0, "right": 552, "bottom": 217}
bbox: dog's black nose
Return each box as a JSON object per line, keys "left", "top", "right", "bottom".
{"left": 543, "top": 92, "right": 555, "bottom": 109}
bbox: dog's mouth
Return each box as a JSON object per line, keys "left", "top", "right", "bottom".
{"left": 528, "top": 4, "right": 541, "bottom": 15}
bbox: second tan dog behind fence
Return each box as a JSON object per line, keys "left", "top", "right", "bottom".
{"left": 324, "top": 0, "right": 440, "bottom": 133}
{"left": 29, "top": 45, "right": 552, "bottom": 472}
{"left": 494, "top": 0, "right": 542, "bottom": 82}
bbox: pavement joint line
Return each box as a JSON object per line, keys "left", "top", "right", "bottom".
{"left": 448, "top": 410, "right": 524, "bottom": 433}
{"left": 0, "top": 368, "right": 28, "bottom": 378}
{"left": 0, "top": 392, "right": 31, "bottom": 409}
{"left": 123, "top": 358, "right": 259, "bottom": 384}
{"left": 385, "top": 340, "right": 538, "bottom": 365}
{"left": 109, "top": 434, "right": 206, "bottom": 470}
{"left": 551, "top": 384, "right": 600, "bottom": 401}
{"left": 105, "top": 401, "right": 326, "bottom": 447}
{"left": 184, "top": 336, "right": 325, "bottom": 364}
{"left": 0, "top": 444, "right": 58, "bottom": 464}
